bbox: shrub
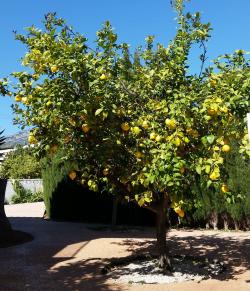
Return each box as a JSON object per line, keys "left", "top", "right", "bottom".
{"left": 41, "top": 151, "right": 75, "bottom": 218}
{"left": 11, "top": 180, "right": 43, "bottom": 204}
{"left": 0, "top": 146, "right": 42, "bottom": 179}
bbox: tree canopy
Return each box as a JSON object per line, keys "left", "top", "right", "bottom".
{"left": 4, "top": 0, "right": 250, "bottom": 268}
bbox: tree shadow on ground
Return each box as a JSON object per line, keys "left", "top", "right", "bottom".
{"left": 110, "top": 232, "right": 250, "bottom": 281}
{"left": 0, "top": 216, "right": 249, "bottom": 290}
{"left": 0, "top": 216, "right": 150, "bottom": 291}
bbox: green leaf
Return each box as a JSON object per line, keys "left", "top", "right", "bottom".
{"left": 206, "top": 180, "right": 212, "bottom": 188}
{"left": 207, "top": 135, "right": 215, "bottom": 144}
{"left": 205, "top": 165, "right": 211, "bottom": 174}
{"left": 95, "top": 108, "right": 103, "bottom": 116}
{"left": 196, "top": 165, "right": 202, "bottom": 175}
{"left": 201, "top": 136, "right": 207, "bottom": 145}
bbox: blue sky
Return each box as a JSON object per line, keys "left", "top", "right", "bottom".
{"left": 1, "top": 0, "right": 250, "bottom": 136}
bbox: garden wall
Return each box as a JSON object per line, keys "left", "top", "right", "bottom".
{"left": 4, "top": 179, "right": 43, "bottom": 203}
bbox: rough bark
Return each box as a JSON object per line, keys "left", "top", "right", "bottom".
{"left": 210, "top": 210, "right": 218, "bottom": 230}
{"left": 222, "top": 212, "right": 229, "bottom": 231}
{"left": 233, "top": 219, "right": 239, "bottom": 231}
{"left": 0, "top": 179, "right": 12, "bottom": 242}
{"left": 155, "top": 193, "right": 172, "bottom": 271}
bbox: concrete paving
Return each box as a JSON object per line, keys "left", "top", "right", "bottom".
{"left": 0, "top": 202, "right": 249, "bottom": 291}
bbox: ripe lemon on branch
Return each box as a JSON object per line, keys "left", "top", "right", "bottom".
{"left": 100, "top": 74, "right": 107, "bottom": 80}
{"left": 82, "top": 124, "right": 90, "bottom": 133}
{"left": 121, "top": 122, "right": 130, "bottom": 132}
{"left": 165, "top": 119, "right": 176, "bottom": 130}
{"left": 221, "top": 184, "right": 229, "bottom": 193}
{"left": 141, "top": 120, "right": 149, "bottom": 129}
{"left": 28, "top": 134, "right": 37, "bottom": 145}
{"left": 15, "top": 95, "right": 22, "bottom": 102}
{"left": 69, "top": 170, "right": 77, "bottom": 180}
{"left": 222, "top": 145, "right": 231, "bottom": 153}
{"left": 50, "top": 65, "right": 59, "bottom": 73}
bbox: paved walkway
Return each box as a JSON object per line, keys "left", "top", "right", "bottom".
{"left": 1, "top": 202, "right": 249, "bottom": 291}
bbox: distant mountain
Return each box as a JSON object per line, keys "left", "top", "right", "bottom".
{"left": 0, "top": 131, "right": 29, "bottom": 149}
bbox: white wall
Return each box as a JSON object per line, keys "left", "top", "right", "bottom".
{"left": 4, "top": 179, "right": 43, "bottom": 204}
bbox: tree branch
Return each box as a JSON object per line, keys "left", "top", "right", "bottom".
{"left": 199, "top": 40, "right": 208, "bottom": 78}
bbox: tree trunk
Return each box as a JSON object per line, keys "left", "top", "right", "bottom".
{"left": 0, "top": 179, "right": 34, "bottom": 247}
{"left": 222, "top": 213, "right": 229, "bottom": 231}
{"left": 210, "top": 210, "right": 218, "bottom": 230}
{"left": 233, "top": 218, "right": 239, "bottom": 231}
{"left": 155, "top": 193, "right": 172, "bottom": 271}
{"left": 111, "top": 196, "right": 118, "bottom": 230}
{"left": 0, "top": 179, "right": 12, "bottom": 242}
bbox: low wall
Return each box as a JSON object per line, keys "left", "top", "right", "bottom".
{"left": 4, "top": 179, "right": 43, "bottom": 204}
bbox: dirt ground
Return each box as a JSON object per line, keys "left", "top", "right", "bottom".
{"left": 1, "top": 202, "right": 249, "bottom": 291}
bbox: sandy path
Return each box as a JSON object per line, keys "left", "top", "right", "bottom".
{"left": 0, "top": 202, "right": 249, "bottom": 291}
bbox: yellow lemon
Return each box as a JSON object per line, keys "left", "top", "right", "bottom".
{"left": 210, "top": 79, "right": 217, "bottom": 87}
{"left": 22, "top": 97, "right": 29, "bottom": 104}
{"left": 174, "top": 207, "right": 181, "bottom": 214}
{"left": 222, "top": 145, "right": 231, "bottom": 153}
{"left": 165, "top": 119, "right": 176, "bottom": 130}
{"left": 132, "top": 126, "right": 141, "bottom": 135}
{"left": 50, "top": 65, "right": 58, "bottom": 73}
{"left": 209, "top": 171, "right": 220, "bottom": 181}
{"left": 135, "top": 151, "right": 143, "bottom": 159}
{"left": 15, "top": 95, "right": 22, "bottom": 102}
{"left": 46, "top": 100, "right": 53, "bottom": 107}
{"left": 100, "top": 74, "right": 107, "bottom": 80}
{"left": 174, "top": 137, "right": 181, "bottom": 147}
{"left": 178, "top": 209, "right": 185, "bottom": 218}
{"left": 221, "top": 184, "right": 229, "bottom": 193}
{"left": 69, "top": 118, "right": 76, "bottom": 127}
{"left": 69, "top": 170, "right": 77, "bottom": 180}
{"left": 207, "top": 107, "right": 218, "bottom": 116}
{"left": 155, "top": 135, "right": 162, "bottom": 142}
{"left": 150, "top": 132, "right": 156, "bottom": 140}
{"left": 121, "top": 122, "right": 130, "bottom": 132}
{"left": 82, "top": 124, "right": 90, "bottom": 133}
{"left": 35, "top": 86, "right": 43, "bottom": 91}
{"left": 142, "top": 120, "right": 149, "bottom": 129}
{"left": 28, "top": 134, "right": 37, "bottom": 145}
{"left": 220, "top": 106, "right": 228, "bottom": 113}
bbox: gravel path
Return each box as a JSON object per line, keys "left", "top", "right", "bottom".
{"left": 0, "top": 202, "right": 249, "bottom": 291}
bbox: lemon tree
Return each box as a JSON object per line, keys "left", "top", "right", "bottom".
{"left": 0, "top": 79, "right": 9, "bottom": 96}
{"left": 7, "top": 1, "right": 250, "bottom": 269}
